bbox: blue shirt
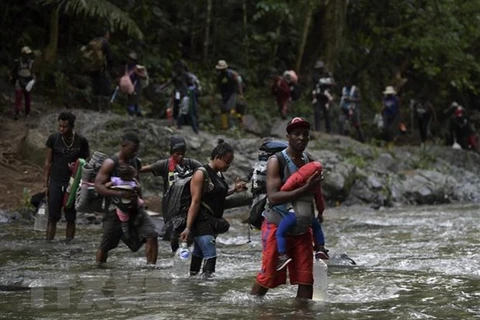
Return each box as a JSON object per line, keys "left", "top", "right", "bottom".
{"left": 383, "top": 95, "right": 400, "bottom": 117}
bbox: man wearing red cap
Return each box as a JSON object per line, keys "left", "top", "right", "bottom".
{"left": 251, "top": 117, "right": 323, "bottom": 299}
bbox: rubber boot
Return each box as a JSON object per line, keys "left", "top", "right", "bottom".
{"left": 220, "top": 113, "right": 229, "bottom": 130}
{"left": 190, "top": 255, "right": 203, "bottom": 276}
{"left": 202, "top": 257, "right": 217, "bottom": 278}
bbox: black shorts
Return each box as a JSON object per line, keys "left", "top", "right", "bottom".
{"left": 99, "top": 208, "right": 158, "bottom": 252}
{"left": 48, "top": 182, "right": 76, "bottom": 223}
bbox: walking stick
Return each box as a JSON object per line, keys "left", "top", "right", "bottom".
{"left": 110, "top": 86, "right": 119, "bottom": 104}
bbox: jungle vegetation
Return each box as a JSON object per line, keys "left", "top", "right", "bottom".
{"left": 2, "top": 0, "right": 480, "bottom": 134}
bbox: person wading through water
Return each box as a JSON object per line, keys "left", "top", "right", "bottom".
{"left": 94, "top": 132, "right": 158, "bottom": 266}
{"left": 43, "top": 112, "right": 90, "bottom": 241}
{"left": 140, "top": 135, "right": 202, "bottom": 252}
{"left": 179, "top": 140, "right": 247, "bottom": 277}
{"left": 250, "top": 117, "right": 323, "bottom": 299}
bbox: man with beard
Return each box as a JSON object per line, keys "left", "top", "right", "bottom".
{"left": 94, "top": 132, "right": 158, "bottom": 266}
{"left": 43, "top": 112, "right": 90, "bottom": 241}
{"left": 250, "top": 117, "right": 323, "bottom": 299}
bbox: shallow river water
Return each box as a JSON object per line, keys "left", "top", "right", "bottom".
{"left": 0, "top": 203, "right": 479, "bottom": 320}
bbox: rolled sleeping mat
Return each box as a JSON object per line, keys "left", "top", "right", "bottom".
{"left": 63, "top": 158, "right": 86, "bottom": 209}
{"left": 89, "top": 151, "right": 107, "bottom": 168}
{"left": 75, "top": 182, "right": 104, "bottom": 213}
{"left": 81, "top": 164, "right": 95, "bottom": 182}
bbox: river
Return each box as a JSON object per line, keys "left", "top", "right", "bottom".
{"left": 0, "top": 203, "right": 479, "bottom": 320}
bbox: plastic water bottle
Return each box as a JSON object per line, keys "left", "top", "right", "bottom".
{"left": 33, "top": 202, "right": 48, "bottom": 232}
{"left": 172, "top": 242, "right": 191, "bottom": 278}
{"left": 312, "top": 258, "right": 328, "bottom": 301}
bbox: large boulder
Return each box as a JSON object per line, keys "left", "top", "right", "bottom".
{"left": 26, "top": 108, "right": 480, "bottom": 210}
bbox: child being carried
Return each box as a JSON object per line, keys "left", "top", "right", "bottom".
{"left": 276, "top": 161, "right": 329, "bottom": 271}
{"left": 106, "top": 164, "right": 144, "bottom": 239}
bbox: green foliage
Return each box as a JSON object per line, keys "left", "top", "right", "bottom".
{"left": 409, "top": 151, "right": 437, "bottom": 170}
{"left": 343, "top": 147, "right": 367, "bottom": 168}
{"left": 21, "top": 188, "right": 33, "bottom": 210}
{"left": 1, "top": 0, "right": 480, "bottom": 131}
{"left": 38, "top": 0, "right": 143, "bottom": 40}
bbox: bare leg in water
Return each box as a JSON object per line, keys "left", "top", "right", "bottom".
{"left": 251, "top": 282, "right": 313, "bottom": 299}
{"left": 145, "top": 237, "right": 158, "bottom": 264}
{"left": 46, "top": 220, "right": 57, "bottom": 241}
{"left": 66, "top": 222, "right": 75, "bottom": 241}
{"left": 95, "top": 237, "right": 157, "bottom": 266}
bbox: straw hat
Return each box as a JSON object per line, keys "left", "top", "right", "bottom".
{"left": 215, "top": 60, "right": 228, "bottom": 70}
{"left": 21, "top": 46, "right": 32, "bottom": 54}
{"left": 383, "top": 86, "right": 396, "bottom": 95}
{"left": 127, "top": 52, "right": 138, "bottom": 61}
{"left": 314, "top": 60, "right": 325, "bottom": 69}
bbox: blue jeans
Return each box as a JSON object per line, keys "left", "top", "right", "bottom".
{"left": 276, "top": 211, "right": 325, "bottom": 254}
{"left": 192, "top": 235, "right": 217, "bottom": 259}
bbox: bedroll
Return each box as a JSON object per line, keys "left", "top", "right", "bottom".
{"left": 75, "top": 151, "right": 108, "bottom": 213}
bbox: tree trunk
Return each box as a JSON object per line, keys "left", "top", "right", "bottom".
{"left": 44, "top": 6, "right": 60, "bottom": 63}
{"left": 295, "top": 2, "right": 314, "bottom": 72}
{"left": 272, "top": 16, "right": 284, "bottom": 67}
{"left": 243, "top": 0, "right": 250, "bottom": 68}
{"left": 322, "top": 0, "right": 347, "bottom": 74}
{"left": 203, "top": 0, "right": 212, "bottom": 62}
{"left": 191, "top": 1, "right": 198, "bottom": 57}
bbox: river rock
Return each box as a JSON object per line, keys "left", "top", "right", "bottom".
{"left": 23, "top": 108, "right": 480, "bottom": 211}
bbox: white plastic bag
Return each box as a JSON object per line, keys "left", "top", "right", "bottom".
{"left": 373, "top": 113, "right": 384, "bottom": 129}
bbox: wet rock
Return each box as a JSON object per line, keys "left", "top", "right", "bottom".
{"left": 270, "top": 118, "right": 289, "bottom": 138}
{"left": 401, "top": 170, "right": 455, "bottom": 204}
{"left": 14, "top": 108, "right": 480, "bottom": 219}
{"left": 0, "top": 209, "right": 26, "bottom": 223}
{"left": 243, "top": 114, "right": 263, "bottom": 135}
{"left": 372, "top": 152, "right": 398, "bottom": 173}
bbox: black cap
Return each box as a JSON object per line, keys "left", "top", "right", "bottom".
{"left": 286, "top": 117, "right": 310, "bottom": 133}
{"left": 170, "top": 135, "right": 187, "bottom": 153}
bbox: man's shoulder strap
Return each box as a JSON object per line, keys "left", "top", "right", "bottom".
{"left": 110, "top": 153, "right": 120, "bottom": 167}
{"left": 275, "top": 150, "right": 287, "bottom": 182}
{"left": 164, "top": 158, "right": 169, "bottom": 173}
{"left": 304, "top": 152, "right": 312, "bottom": 163}
{"left": 227, "top": 69, "right": 238, "bottom": 79}
{"left": 134, "top": 157, "right": 141, "bottom": 172}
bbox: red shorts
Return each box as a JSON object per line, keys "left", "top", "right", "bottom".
{"left": 255, "top": 220, "right": 314, "bottom": 289}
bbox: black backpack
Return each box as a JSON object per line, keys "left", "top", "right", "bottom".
{"left": 161, "top": 167, "right": 209, "bottom": 240}
{"left": 289, "top": 82, "right": 302, "bottom": 102}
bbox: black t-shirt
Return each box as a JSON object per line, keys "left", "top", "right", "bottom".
{"left": 218, "top": 69, "right": 238, "bottom": 97}
{"left": 46, "top": 132, "right": 90, "bottom": 184}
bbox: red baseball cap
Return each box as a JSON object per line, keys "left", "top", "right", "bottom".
{"left": 286, "top": 117, "right": 310, "bottom": 133}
